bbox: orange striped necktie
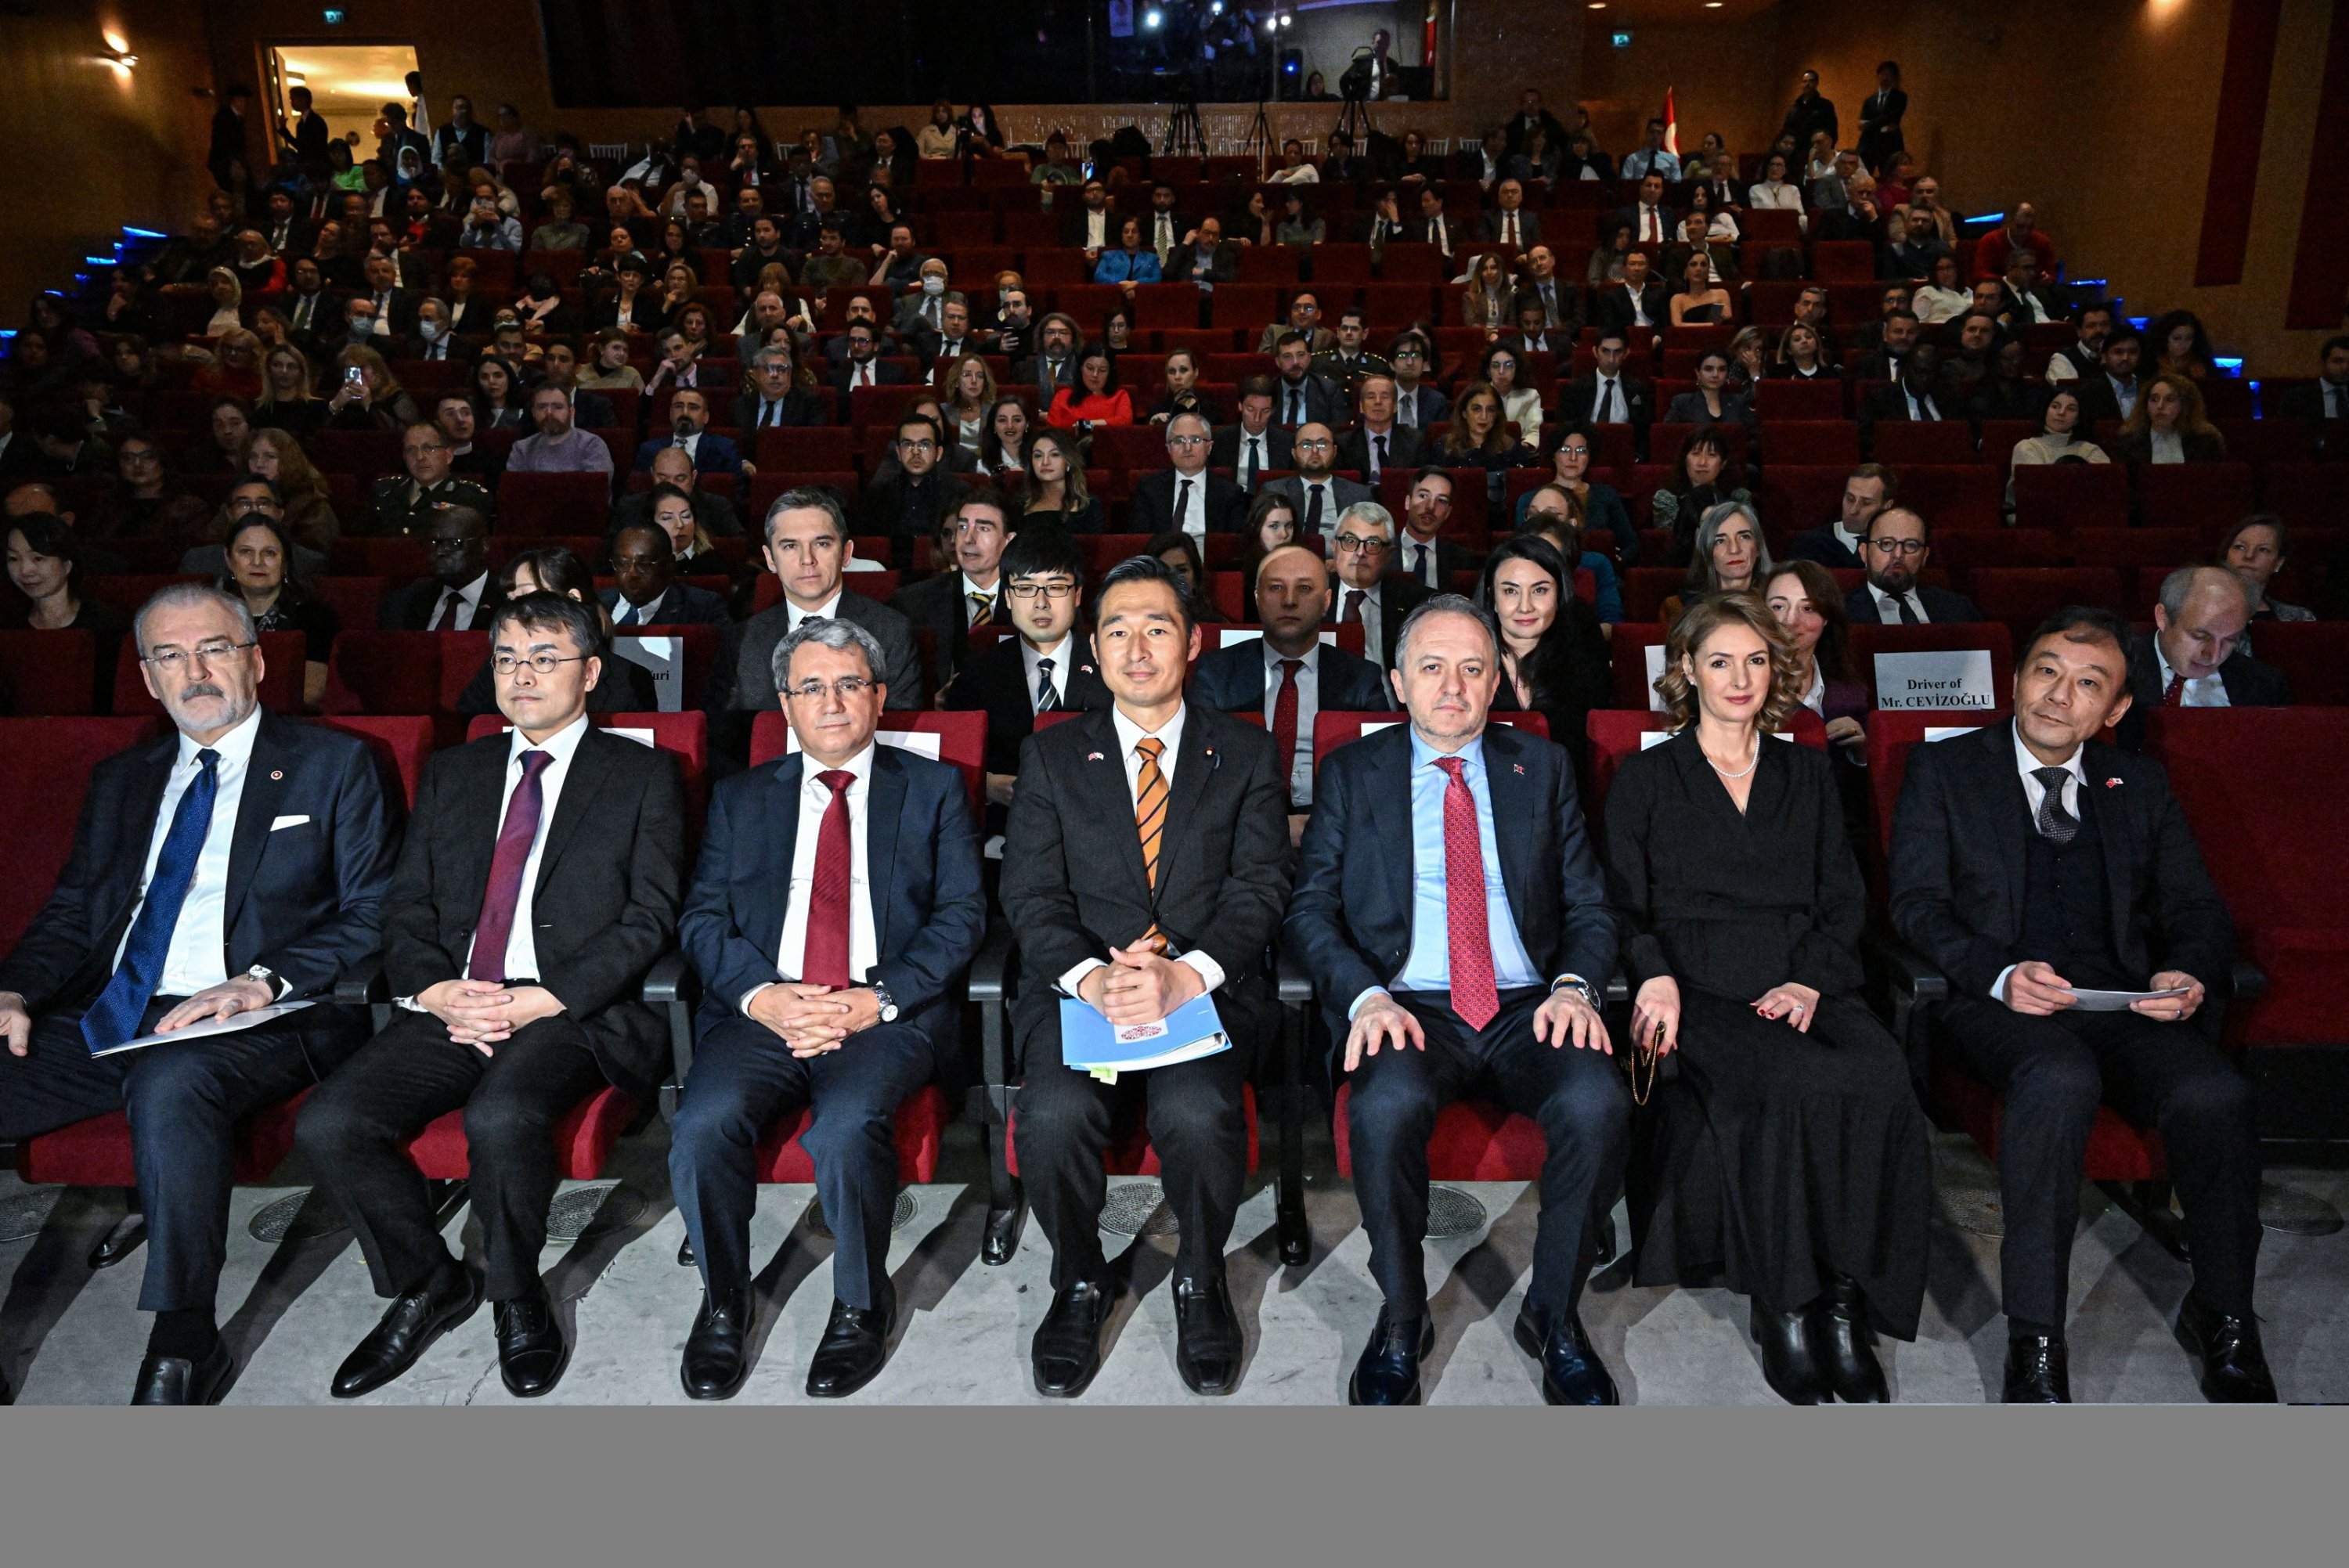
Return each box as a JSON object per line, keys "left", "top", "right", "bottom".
{"left": 1133, "top": 736, "right": 1170, "bottom": 953}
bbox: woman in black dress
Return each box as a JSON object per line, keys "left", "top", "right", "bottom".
{"left": 1607, "top": 592, "right": 1931, "bottom": 1404}
{"left": 1476, "top": 535, "right": 1609, "bottom": 798}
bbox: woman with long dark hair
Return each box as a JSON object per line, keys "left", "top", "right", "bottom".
{"left": 1476, "top": 534, "right": 1611, "bottom": 791}
{"left": 452, "top": 546, "right": 658, "bottom": 716}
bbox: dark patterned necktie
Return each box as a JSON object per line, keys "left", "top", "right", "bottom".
{"left": 2032, "top": 766, "right": 2078, "bottom": 845}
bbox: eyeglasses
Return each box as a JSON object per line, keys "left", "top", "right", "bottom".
{"left": 427, "top": 536, "right": 482, "bottom": 553}
{"left": 1867, "top": 538, "right": 1929, "bottom": 557}
{"left": 1167, "top": 434, "right": 1210, "bottom": 449}
{"left": 492, "top": 652, "right": 591, "bottom": 675}
{"left": 1005, "top": 581, "right": 1076, "bottom": 600}
{"left": 1333, "top": 533, "right": 1390, "bottom": 555}
{"left": 782, "top": 676, "right": 876, "bottom": 702}
{"left": 143, "top": 640, "right": 256, "bottom": 673}
{"left": 1295, "top": 438, "right": 1333, "bottom": 452}
{"left": 897, "top": 438, "right": 937, "bottom": 452}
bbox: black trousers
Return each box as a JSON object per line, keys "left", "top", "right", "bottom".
{"left": 1346, "top": 987, "right": 1629, "bottom": 1322}
{"left": 294, "top": 1011, "right": 608, "bottom": 1301}
{"left": 1013, "top": 997, "right": 1252, "bottom": 1292}
{"left": 0, "top": 1000, "right": 360, "bottom": 1314}
{"left": 668, "top": 1015, "right": 936, "bottom": 1310}
{"left": 1939, "top": 996, "right": 2261, "bottom": 1328}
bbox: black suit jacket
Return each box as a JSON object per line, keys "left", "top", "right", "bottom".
{"left": 943, "top": 633, "right": 1112, "bottom": 779}
{"left": 1340, "top": 575, "right": 1429, "bottom": 669}
{"left": 729, "top": 389, "right": 828, "bottom": 432}
{"left": 2069, "top": 375, "right": 2138, "bottom": 429}
{"left": 1385, "top": 534, "right": 1486, "bottom": 592}
{"left": 2276, "top": 379, "right": 2346, "bottom": 423}
{"left": 999, "top": 705, "right": 1293, "bottom": 1054}
{"left": 890, "top": 571, "right": 1003, "bottom": 687}
{"left": 2115, "top": 633, "right": 2291, "bottom": 751}
{"left": 1270, "top": 373, "right": 1346, "bottom": 428}
{"left": 1786, "top": 522, "right": 1864, "bottom": 570}
{"left": 385, "top": 724, "right": 687, "bottom": 1090}
{"left": 1604, "top": 204, "right": 1678, "bottom": 247}
{"left": 1284, "top": 720, "right": 1615, "bottom": 1034}
{"left": 706, "top": 595, "right": 923, "bottom": 766}
{"left": 1129, "top": 468, "right": 1247, "bottom": 536}
{"left": 0, "top": 715, "right": 395, "bottom": 1041}
{"left": 1592, "top": 282, "right": 1669, "bottom": 335}
{"left": 388, "top": 577, "right": 510, "bottom": 633}
{"left": 828, "top": 360, "right": 910, "bottom": 407}
{"left": 1858, "top": 380, "right": 1961, "bottom": 435}
{"left": 1210, "top": 423, "right": 1295, "bottom": 481}
{"left": 1557, "top": 372, "right": 1654, "bottom": 434}
{"left": 1335, "top": 424, "right": 1424, "bottom": 479}
{"left": 1188, "top": 639, "right": 1390, "bottom": 716}
{"left": 1889, "top": 719, "right": 2233, "bottom": 999}
{"left": 1164, "top": 243, "right": 1239, "bottom": 285}
{"left": 679, "top": 746, "right": 986, "bottom": 1062}
{"left": 1475, "top": 208, "right": 1543, "bottom": 246}
{"left": 1841, "top": 583, "right": 1983, "bottom": 626}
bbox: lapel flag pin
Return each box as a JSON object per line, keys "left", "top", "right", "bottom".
{"left": 1087, "top": 751, "right": 1104, "bottom": 762}
{"left": 2105, "top": 777, "right": 2121, "bottom": 788}
{"left": 1513, "top": 763, "right": 1525, "bottom": 774}
{"left": 270, "top": 770, "right": 284, "bottom": 780}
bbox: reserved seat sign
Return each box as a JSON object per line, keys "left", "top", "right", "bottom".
{"left": 1875, "top": 650, "right": 1997, "bottom": 711}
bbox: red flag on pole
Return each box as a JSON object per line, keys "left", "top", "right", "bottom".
{"left": 1662, "top": 88, "right": 1680, "bottom": 157}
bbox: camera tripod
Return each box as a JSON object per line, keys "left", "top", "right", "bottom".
{"left": 1163, "top": 93, "right": 1206, "bottom": 158}
{"left": 1241, "top": 100, "right": 1275, "bottom": 174}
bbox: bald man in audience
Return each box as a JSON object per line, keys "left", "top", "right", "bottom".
{"left": 2115, "top": 566, "right": 2291, "bottom": 751}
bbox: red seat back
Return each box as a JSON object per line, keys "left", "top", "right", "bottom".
{"left": 0, "top": 716, "right": 164, "bottom": 953}
{"left": 496, "top": 470, "right": 614, "bottom": 537}
{"left": 0, "top": 629, "right": 96, "bottom": 716}
{"left": 2248, "top": 622, "right": 2349, "bottom": 706}
{"left": 749, "top": 709, "right": 989, "bottom": 819}
{"left": 312, "top": 715, "right": 434, "bottom": 808}
{"left": 2012, "top": 463, "right": 2128, "bottom": 533}
{"left": 1849, "top": 622, "right": 2014, "bottom": 708}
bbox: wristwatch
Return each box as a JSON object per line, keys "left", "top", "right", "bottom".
{"left": 1550, "top": 975, "right": 1600, "bottom": 1012}
{"left": 870, "top": 980, "right": 899, "bottom": 1023}
{"left": 246, "top": 964, "right": 287, "bottom": 1000}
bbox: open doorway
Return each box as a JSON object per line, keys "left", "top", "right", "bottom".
{"left": 265, "top": 43, "right": 423, "bottom": 164}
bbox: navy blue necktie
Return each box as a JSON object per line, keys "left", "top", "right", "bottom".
{"left": 84, "top": 749, "right": 220, "bottom": 1053}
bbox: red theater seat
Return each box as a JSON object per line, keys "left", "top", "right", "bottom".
{"left": 756, "top": 1084, "right": 949, "bottom": 1182}
{"left": 0, "top": 716, "right": 164, "bottom": 953}
{"left": 0, "top": 629, "right": 97, "bottom": 716}
{"left": 1331, "top": 1083, "right": 1546, "bottom": 1182}
{"left": 1006, "top": 1083, "right": 1258, "bottom": 1177}
{"left": 1849, "top": 622, "right": 2015, "bottom": 708}
{"left": 312, "top": 715, "right": 435, "bottom": 808}
{"left": 16, "top": 1097, "right": 308, "bottom": 1188}
{"left": 497, "top": 471, "right": 615, "bottom": 537}
{"left": 749, "top": 708, "right": 989, "bottom": 819}
{"left": 402, "top": 1087, "right": 639, "bottom": 1180}
{"left": 2248, "top": 622, "right": 2349, "bottom": 706}
{"left": 2013, "top": 463, "right": 2129, "bottom": 533}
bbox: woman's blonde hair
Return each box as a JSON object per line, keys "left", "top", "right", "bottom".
{"left": 1654, "top": 589, "right": 1804, "bottom": 733}
{"left": 256, "top": 342, "right": 315, "bottom": 409}
{"left": 943, "top": 351, "right": 998, "bottom": 414}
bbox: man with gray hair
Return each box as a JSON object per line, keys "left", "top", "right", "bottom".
{"left": 1286, "top": 592, "right": 1622, "bottom": 1405}
{"left": 730, "top": 343, "right": 824, "bottom": 433}
{"left": 669, "top": 614, "right": 986, "bottom": 1399}
{"left": 0, "top": 583, "right": 395, "bottom": 1403}
{"left": 705, "top": 487, "right": 922, "bottom": 769}
{"left": 2115, "top": 564, "right": 2291, "bottom": 751}
{"left": 1326, "top": 500, "right": 1429, "bottom": 671}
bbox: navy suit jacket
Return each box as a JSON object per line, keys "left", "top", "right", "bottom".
{"left": 1842, "top": 584, "right": 1983, "bottom": 626}
{"left": 1283, "top": 720, "right": 1615, "bottom": 1035}
{"left": 633, "top": 432, "right": 745, "bottom": 480}
{"left": 679, "top": 746, "right": 986, "bottom": 1064}
{"left": 0, "top": 712, "right": 396, "bottom": 1047}
{"left": 600, "top": 582, "right": 731, "bottom": 627}
{"left": 1785, "top": 522, "right": 1864, "bottom": 570}
{"left": 1188, "top": 640, "right": 1390, "bottom": 716}
{"left": 2115, "top": 632, "right": 2292, "bottom": 752}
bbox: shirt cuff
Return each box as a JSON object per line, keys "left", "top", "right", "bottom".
{"left": 1177, "top": 951, "right": 1225, "bottom": 995}
{"left": 1059, "top": 958, "right": 1105, "bottom": 1000}
{"left": 1348, "top": 986, "right": 1389, "bottom": 1022}
{"left": 1990, "top": 964, "right": 2018, "bottom": 1004}
{"left": 740, "top": 982, "right": 774, "bottom": 1016}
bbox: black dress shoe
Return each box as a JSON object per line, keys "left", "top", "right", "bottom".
{"left": 2175, "top": 1295, "right": 2279, "bottom": 1404}
{"left": 1030, "top": 1278, "right": 1113, "bottom": 1398}
{"left": 1172, "top": 1274, "right": 1243, "bottom": 1396}
{"left": 1348, "top": 1306, "right": 1434, "bottom": 1405}
{"left": 2003, "top": 1334, "right": 2071, "bottom": 1403}
{"left": 1751, "top": 1299, "right": 1828, "bottom": 1405}
{"left": 1515, "top": 1301, "right": 1621, "bottom": 1406}
{"left": 331, "top": 1267, "right": 485, "bottom": 1399}
{"left": 494, "top": 1290, "right": 569, "bottom": 1399}
{"left": 680, "top": 1285, "right": 755, "bottom": 1401}
{"left": 806, "top": 1281, "right": 897, "bottom": 1399}
{"left": 1811, "top": 1274, "right": 1890, "bottom": 1404}
{"left": 131, "top": 1339, "right": 233, "bottom": 1406}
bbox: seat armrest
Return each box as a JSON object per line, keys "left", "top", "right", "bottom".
{"left": 1276, "top": 946, "right": 1315, "bottom": 1007}
{"left": 968, "top": 918, "right": 1016, "bottom": 1005}
{"left": 640, "top": 948, "right": 697, "bottom": 1007}
{"left": 2230, "top": 957, "right": 2267, "bottom": 1003}
{"left": 333, "top": 960, "right": 387, "bottom": 1007}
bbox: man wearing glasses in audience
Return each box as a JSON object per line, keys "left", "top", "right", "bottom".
{"left": 1841, "top": 506, "right": 1981, "bottom": 625}
{"left": 1326, "top": 501, "right": 1428, "bottom": 670}
{"left": 363, "top": 422, "right": 493, "bottom": 538}
{"left": 1261, "top": 423, "right": 1373, "bottom": 542}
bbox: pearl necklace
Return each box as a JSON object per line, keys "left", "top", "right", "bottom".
{"left": 1703, "top": 738, "right": 1760, "bottom": 779}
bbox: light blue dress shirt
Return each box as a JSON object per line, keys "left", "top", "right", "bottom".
{"left": 1389, "top": 731, "right": 1542, "bottom": 998}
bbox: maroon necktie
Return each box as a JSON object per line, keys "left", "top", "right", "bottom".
{"left": 801, "top": 769, "right": 855, "bottom": 989}
{"left": 1271, "top": 659, "right": 1303, "bottom": 800}
{"left": 1340, "top": 588, "right": 1363, "bottom": 624}
{"left": 2162, "top": 672, "right": 2185, "bottom": 707}
{"left": 468, "top": 751, "right": 552, "bottom": 982}
{"left": 1434, "top": 755, "right": 1499, "bottom": 1030}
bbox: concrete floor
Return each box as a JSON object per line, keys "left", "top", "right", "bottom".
{"left": 3, "top": 1123, "right": 2345, "bottom": 1406}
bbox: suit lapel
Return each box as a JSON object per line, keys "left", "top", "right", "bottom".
{"left": 865, "top": 748, "right": 907, "bottom": 949}
{"left": 749, "top": 756, "right": 803, "bottom": 966}
{"left": 1365, "top": 726, "right": 1413, "bottom": 933}
{"left": 1075, "top": 708, "right": 1153, "bottom": 900}
{"left": 222, "top": 715, "right": 292, "bottom": 935}
{"left": 531, "top": 725, "right": 612, "bottom": 897}
{"left": 1976, "top": 723, "right": 2031, "bottom": 931}
{"left": 2082, "top": 741, "right": 2136, "bottom": 946}
{"left": 1483, "top": 728, "right": 1535, "bottom": 923}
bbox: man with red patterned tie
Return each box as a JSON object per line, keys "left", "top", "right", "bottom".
{"left": 298, "top": 592, "right": 687, "bottom": 1400}
{"left": 667, "top": 617, "right": 986, "bottom": 1399}
{"left": 1286, "top": 594, "right": 1624, "bottom": 1406}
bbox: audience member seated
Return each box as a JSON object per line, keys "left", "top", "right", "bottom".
{"left": 1557, "top": 331, "right": 1653, "bottom": 446}
{"left": 1763, "top": 559, "right": 1871, "bottom": 835}
{"left": 1665, "top": 349, "right": 1755, "bottom": 434}
{"left": 2069, "top": 326, "right": 2143, "bottom": 426}
{"left": 2112, "top": 373, "right": 2226, "bottom": 467}
{"left": 218, "top": 512, "right": 337, "bottom": 709}
{"left": 1651, "top": 427, "right": 1750, "bottom": 561}
{"left": 98, "top": 431, "right": 212, "bottom": 546}
{"left": 1045, "top": 344, "right": 1134, "bottom": 433}
{"left": 1788, "top": 463, "right": 1893, "bottom": 571}
{"left": 2113, "top": 565, "right": 2289, "bottom": 751}
{"left": 1017, "top": 427, "right": 1101, "bottom": 532}
{"left": 2275, "top": 334, "right": 2349, "bottom": 422}
{"left": 1480, "top": 535, "right": 1610, "bottom": 782}
{"left": 1263, "top": 422, "right": 1373, "bottom": 539}
{"left": 604, "top": 521, "right": 729, "bottom": 629}
{"left": 1846, "top": 504, "right": 1979, "bottom": 625}
{"left": 506, "top": 382, "right": 615, "bottom": 477}
{"left": 1519, "top": 482, "right": 1626, "bottom": 623}
{"left": 2217, "top": 514, "right": 2315, "bottom": 625}
{"left": 3, "top": 510, "right": 130, "bottom": 710}
{"left": 1478, "top": 344, "right": 1544, "bottom": 450}
{"left": 1387, "top": 467, "right": 1481, "bottom": 591}
{"left": 1660, "top": 499, "right": 1768, "bottom": 631}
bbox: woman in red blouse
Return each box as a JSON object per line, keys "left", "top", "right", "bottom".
{"left": 1045, "top": 344, "right": 1134, "bottom": 433}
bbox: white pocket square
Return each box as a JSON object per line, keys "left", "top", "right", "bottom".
{"left": 269, "top": 814, "right": 311, "bottom": 831}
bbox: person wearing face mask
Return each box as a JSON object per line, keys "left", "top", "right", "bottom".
{"left": 890, "top": 260, "right": 955, "bottom": 335}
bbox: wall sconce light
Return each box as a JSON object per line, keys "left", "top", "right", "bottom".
{"left": 100, "top": 29, "right": 137, "bottom": 72}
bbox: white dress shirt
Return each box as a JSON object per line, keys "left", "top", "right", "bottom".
{"left": 1865, "top": 582, "right": 1932, "bottom": 623}
{"left": 611, "top": 588, "right": 668, "bottom": 627}
{"left": 464, "top": 714, "right": 590, "bottom": 982}
{"left": 429, "top": 571, "right": 490, "bottom": 630}
{"left": 1169, "top": 467, "right": 1210, "bottom": 539}
{"left": 785, "top": 588, "right": 845, "bottom": 634}
{"left": 1591, "top": 373, "right": 1627, "bottom": 424}
{"left": 1059, "top": 704, "right": 1226, "bottom": 1003}
{"left": 1265, "top": 642, "right": 1320, "bottom": 804}
{"left": 1993, "top": 723, "right": 2088, "bottom": 1000}
{"left": 1396, "top": 532, "right": 1444, "bottom": 589}
{"left": 1020, "top": 634, "right": 1073, "bottom": 709}
{"left": 1342, "top": 582, "right": 1387, "bottom": 668}
{"left": 124, "top": 707, "right": 264, "bottom": 996}
{"left": 2149, "top": 430, "right": 2184, "bottom": 464}
{"left": 744, "top": 741, "right": 879, "bottom": 1010}
{"left": 2155, "top": 644, "right": 2230, "bottom": 708}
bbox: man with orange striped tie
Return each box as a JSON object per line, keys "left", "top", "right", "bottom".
{"left": 1001, "top": 555, "right": 1293, "bottom": 1399}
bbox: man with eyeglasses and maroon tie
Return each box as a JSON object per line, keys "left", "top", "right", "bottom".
{"left": 667, "top": 615, "right": 985, "bottom": 1399}
{"left": 298, "top": 590, "right": 687, "bottom": 1401}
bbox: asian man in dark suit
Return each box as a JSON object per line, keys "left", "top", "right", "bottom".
{"left": 1285, "top": 593, "right": 1623, "bottom": 1405}
{"left": 297, "top": 591, "right": 688, "bottom": 1402}
{"left": 0, "top": 586, "right": 395, "bottom": 1404}
{"left": 999, "top": 556, "right": 1291, "bottom": 1398}
{"left": 2113, "top": 567, "right": 2291, "bottom": 752}
{"left": 1557, "top": 330, "right": 1654, "bottom": 455}
{"left": 1590, "top": 254, "right": 1669, "bottom": 334}
{"left": 1129, "top": 413, "right": 1247, "bottom": 537}
{"left": 669, "top": 616, "right": 987, "bottom": 1400}
{"left": 943, "top": 531, "right": 1111, "bottom": 832}
{"left": 1890, "top": 607, "right": 2270, "bottom": 1404}
{"left": 1841, "top": 506, "right": 1983, "bottom": 625}
{"left": 889, "top": 490, "right": 1013, "bottom": 690}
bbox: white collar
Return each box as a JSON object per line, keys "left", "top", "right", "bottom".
{"left": 786, "top": 587, "right": 844, "bottom": 625}
{"left": 507, "top": 711, "right": 591, "bottom": 766}
{"left": 958, "top": 571, "right": 998, "bottom": 600}
{"left": 1263, "top": 640, "right": 1321, "bottom": 674}
{"left": 2011, "top": 720, "right": 2084, "bottom": 785}
{"left": 1112, "top": 702, "right": 1185, "bottom": 761}
{"left": 177, "top": 704, "right": 265, "bottom": 767}
{"left": 799, "top": 740, "right": 875, "bottom": 788}
{"left": 2154, "top": 640, "right": 2218, "bottom": 691}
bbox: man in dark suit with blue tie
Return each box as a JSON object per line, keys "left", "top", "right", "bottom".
{"left": 0, "top": 585, "right": 395, "bottom": 1404}
{"left": 669, "top": 617, "right": 987, "bottom": 1400}
{"left": 1286, "top": 594, "right": 1625, "bottom": 1406}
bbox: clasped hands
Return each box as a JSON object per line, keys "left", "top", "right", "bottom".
{"left": 749, "top": 982, "right": 882, "bottom": 1058}
{"left": 415, "top": 979, "right": 566, "bottom": 1055}
{"left": 1077, "top": 945, "right": 1202, "bottom": 1029}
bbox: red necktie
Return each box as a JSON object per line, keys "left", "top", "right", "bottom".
{"left": 1340, "top": 589, "right": 1363, "bottom": 624}
{"left": 1434, "top": 756, "right": 1499, "bottom": 1029}
{"left": 469, "top": 752, "right": 552, "bottom": 982}
{"left": 801, "top": 769, "right": 855, "bottom": 988}
{"left": 1271, "top": 659, "right": 1302, "bottom": 799}
{"left": 2162, "top": 672, "right": 2185, "bottom": 707}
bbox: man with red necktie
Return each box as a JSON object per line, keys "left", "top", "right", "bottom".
{"left": 1286, "top": 593, "right": 1624, "bottom": 1406}
{"left": 666, "top": 616, "right": 985, "bottom": 1399}
{"left": 298, "top": 591, "right": 687, "bottom": 1402}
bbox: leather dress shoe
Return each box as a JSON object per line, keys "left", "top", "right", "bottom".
{"left": 1811, "top": 1274, "right": 1890, "bottom": 1403}
{"left": 1752, "top": 1299, "right": 1828, "bottom": 1404}
{"left": 680, "top": 1285, "right": 755, "bottom": 1401}
{"left": 331, "top": 1267, "right": 485, "bottom": 1399}
{"left": 1516, "top": 1301, "right": 1620, "bottom": 1406}
{"left": 1030, "top": 1278, "right": 1113, "bottom": 1398}
{"left": 1172, "top": 1274, "right": 1243, "bottom": 1396}
{"left": 2003, "top": 1334, "right": 2071, "bottom": 1403}
{"left": 806, "top": 1280, "right": 897, "bottom": 1399}
{"left": 2175, "top": 1295, "right": 2278, "bottom": 1404}
{"left": 132, "top": 1339, "right": 233, "bottom": 1406}
{"left": 1348, "top": 1305, "right": 1435, "bottom": 1405}
{"left": 494, "top": 1289, "right": 569, "bottom": 1399}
